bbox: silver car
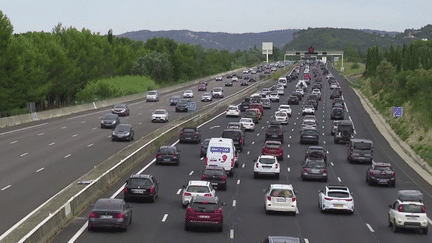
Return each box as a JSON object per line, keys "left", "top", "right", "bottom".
{"left": 146, "top": 90, "right": 159, "bottom": 102}
{"left": 151, "top": 109, "right": 169, "bottom": 123}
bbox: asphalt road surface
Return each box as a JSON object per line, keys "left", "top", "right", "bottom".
{"left": 53, "top": 64, "right": 432, "bottom": 243}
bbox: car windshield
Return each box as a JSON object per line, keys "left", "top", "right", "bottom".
{"left": 204, "top": 169, "right": 225, "bottom": 176}
{"left": 203, "top": 93, "right": 211, "bottom": 96}
{"left": 259, "top": 157, "right": 276, "bottom": 164}
{"left": 375, "top": 166, "right": 392, "bottom": 171}
{"left": 228, "top": 106, "right": 237, "bottom": 110}
{"left": 227, "top": 125, "right": 241, "bottom": 130}
{"left": 178, "top": 99, "right": 189, "bottom": 104}
{"left": 159, "top": 147, "right": 175, "bottom": 154}
{"left": 186, "top": 186, "right": 210, "bottom": 193}
{"left": 128, "top": 178, "right": 152, "bottom": 187}
{"left": 270, "top": 189, "right": 293, "bottom": 198}
{"left": 327, "top": 192, "right": 350, "bottom": 198}
{"left": 304, "top": 121, "right": 316, "bottom": 125}
{"left": 280, "top": 106, "right": 290, "bottom": 109}
{"left": 275, "top": 112, "right": 286, "bottom": 117}
{"left": 245, "top": 110, "right": 257, "bottom": 115}
{"left": 304, "top": 105, "right": 313, "bottom": 109}
{"left": 354, "top": 142, "right": 372, "bottom": 150}
{"left": 306, "top": 161, "right": 326, "bottom": 169}
{"left": 191, "top": 201, "right": 218, "bottom": 212}
{"left": 240, "top": 118, "right": 252, "bottom": 123}
{"left": 183, "top": 128, "right": 196, "bottom": 133}
{"left": 213, "top": 88, "right": 222, "bottom": 92}
{"left": 94, "top": 200, "right": 122, "bottom": 211}
{"left": 114, "top": 105, "right": 126, "bottom": 109}
{"left": 114, "top": 125, "right": 130, "bottom": 132}
{"left": 148, "top": 91, "right": 156, "bottom": 95}
{"left": 154, "top": 110, "right": 166, "bottom": 114}
{"left": 400, "top": 204, "right": 424, "bottom": 213}
{"left": 103, "top": 114, "right": 117, "bottom": 120}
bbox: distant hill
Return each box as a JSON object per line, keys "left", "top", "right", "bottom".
{"left": 116, "top": 29, "right": 300, "bottom": 52}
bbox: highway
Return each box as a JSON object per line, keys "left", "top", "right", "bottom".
{"left": 0, "top": 70, "right": 266, "bottom": 236}
{"left": 52, "top": 64, "right": 432, "bottom": 243}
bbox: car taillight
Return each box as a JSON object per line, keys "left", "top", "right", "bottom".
{"left": 156, "top": 153, "right": 161, "bottom": 158}
{"left": 194, "top": 132, "right": 198, "bottom": 136}
{"left": 221, "top": 176, "right": 226, "bottom": 181}
{"left": 173, "top": 152, "right": 178, "bottom": 157}
{"left": 250, "top": 123, "right": 253, "bottom": 126}
{"left": 236, "top": 110, "right": 239, "bottom": 113}
{"left": 184, "top": 192, "right": 191, "bottom": 196}
{"left": 292, "top": 198, "right": 296, "bottom": 202}
{"left": 325, "top": 197, "right": 333, "bottom": 201}
{"left": 422, "top": 206, "right": 426, "bottom": 213}
{"left": 267, "top": 196, "right": 271, "bottom": 201}
{"left": 303, "top": 168, "right": 308, "bottom": 172}
{"left": 205, "top": 157, "right": 208, "bottom": 166}
{"left": 398, "top": 205, "right": 403, "bottom": 212}
{"left": 350, "top": 148, "right": 353, "bottom": 152}
{"left": 201, "top": 174, "right": 207, "bottom": 180}
{"left": 226, "top": 109, "right": 229, "bottom": 112}
{"left": 275, "top": 164, "right": 278, "bottom": 169}
{"left": 391, "top": 172, "right": 396, "bottom": 178}
{"left": 180, "top": 132, "right": 184, "bottom": 135}
{"left": 370, "top": 171, "right": 375, "bottom": 176}
{"left": 204, "top": 194, "right": 212, "bottom": 197}
{"left": 123, "top": 186, "right": 128, "bottom": 194}
{"left": 114, "top": 213, "right": 125, "bottom": 219}
{"left": 89, "top": 212, "right": 99, "bottom": 218}
{"left": 256, "top": 163, "right": 259, "bottom": 168}
{"left": 345, "top": 199, "right": 353, "bottom": 202}
{"left": 150, "top": 186, "right": 155, "bottom": 194}
{"left": 231, "top": 158, "right": 234, "bottom": 167}
{"left": 239, "top": 138, "right": 243, "bottom": 144}
{"left": 371, "top": 149, "right": 374, "bottom": 154}
{"left": 215, "top": 208, "right": 222, "bottom": 214}
{"left": 323, "top": 169, "right": 327, "bottom": 173}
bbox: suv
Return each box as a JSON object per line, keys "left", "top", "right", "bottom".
{"left": 388, "top": 190, "right": 428, "bottom": 234}
{"left": 176, "top": 98, "right": 191, "bottom": 112}
{"left": 155, "top": 145, "right": 180, "bottom": 165}
{"left": 211, "top": 87, "right": 224, "bottom": 98}
{"left": 201, "top": 166, "right": 228, "bottom": 190}
{"left": 304, "top": 146, "right": 327, "bottom": 164}
{"left": 222, "top": 129, "right": 245, "bottom": 152}
{"left": 146, "top": 90, "right": 159, "bottom": 102}
{"left": 184, "top": 196, "right": 226, "bottom": 232}
{"left": 334, "top": 120, "right": 354, "bottom": 144}
{"left": 123, "top": 174, "right": 159, "bottom": 202}
{"left": 179, "top": 127, "right": 201, "bottom": 143}
{"left": 265, "top": 123, "right": 284, "bottom": 143}
{"left": 347, "top": 139, "right": 373, "bottom": 164}
{"left": 366, "top": 162, "right": 396, "bottom": 187}
{"left": 239, "top": 97, "right": 251, "bottom": 111}
{"left": 330, "top": 107, "right": 344, "bottom": 120}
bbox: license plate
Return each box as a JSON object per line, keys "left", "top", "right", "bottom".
{"left": 186, "top": 137, "right": 191, "bottom": 139}
{"left": 262, "top": 166, "right": 272, "bottom": 169}
{"left": 164, "top": 159, "right": 171, "bottom": 162}
{"left": 199, "top": 215, "right": 210, "bottom": 218}
{"left": 132, "top": 189, "right": 145, "bottom": 193}
{"left": 334, "top": 204, "right": 343, "bottom": 207}
{"left": 358, "top": 157, "right": 365, "bottom": 159}
{"left": 378, "top": 179, "right": 387, "bottom": 183}
{"left": 276, "top": 198, "right": 286, "bottom": 202}
{"left": 311, "top": 169, "right": 320, "bottom": 173}
{"left": 211, "top": 183, "right": 218, "bottom": 185}
{"left": 101, "top": 215, "right": 113, "bottom": 219}
{"left": 272, "top": 135, "right": 277, "bottom": 137}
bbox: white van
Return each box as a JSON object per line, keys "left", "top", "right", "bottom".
{"left": 205, "top": 138, "right": 237, "bottom": 176}
{"left": 278, "top": 77, "right": 287, "bottom": 87}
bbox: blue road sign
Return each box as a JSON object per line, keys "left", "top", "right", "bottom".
{"left": 393, "top": 107, "right": 403, "bottom": 117}
{"left": 188, "top": 102, "right": 197, "bottom": 111}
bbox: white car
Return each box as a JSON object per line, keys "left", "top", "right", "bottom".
{"left": 226, "top": 105, "right": 241, "bottom": 117}
{"left": 302, "top": 105, "right": 315, "bottom": 115}
{"left": 295, "top": 89, "right": 304, "bottom": 96}
{"left": 274, "top": 111, "right": 289, "bottom": 125}
{"left": 253, "top": 155, "right": 280, "bottom": 179}
{"left": 303, "top": 115, "right": 318, "bottom": 125}
{"left": 232, "top": 76, "right": 239, "bottom": 82}
{"left": 269, "top": 93, "right": 280, "bottom": 102}
{"left": 211, "top": 87, "right": 224, "bottom": 98}
{"left": 277, "top": 87, "right": 284, "bottom": 96}
{"left": 330, "top": 83, "right": 340, "bottom": 89}
{"left": 183, "top": 90, "right": 194, "bottom": 98}
{"left": 181, "top": 180, "right": 216, "bottom": 207}
{"left": 201, "top": 92, "right": 212, "bottom": 102}
{"left": 239, "top": 118, "right": 255, "bottom": 131}
{"left": 216, "top": 76, "right": 223, "bottom": 81}
{"left": 151, "top": 109, "right": 169, "bottom": 123}
{"left": 318, "top": 185, "right": 354, "bottom": 214}
{"left": 264, "top": 184, "right": 297, "bottom": 215}
{"left": 278, "top": 105, "right": 292, "bottom": 117}
{"left": 243, "top": 70, "right": 249, "bottom": 74}
{"left": 312, "top": 89, "right": 322, "bottom": 100}
{"left": 301, "top": 120, "right": 317, "bottom": 131}
{"left": 388, "top": 190, "right": 428, "bottom": 234}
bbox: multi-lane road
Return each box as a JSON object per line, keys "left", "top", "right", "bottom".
{"left": 50, "top": 64, "right": 432, "bottom": 243}
{"left": 0, "top": 71, "right": 267, "bottom": 238}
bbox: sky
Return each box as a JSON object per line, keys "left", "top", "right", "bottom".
{"left": 2, "top": 0, "right": 431, "bottom": 35}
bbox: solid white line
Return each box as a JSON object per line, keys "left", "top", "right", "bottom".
{"left": 64, "top": 154, "right": 71, "bottom": 158}
{"left": 67, "top": 221, "right": 88, "bottom": 243}
{"left": 345, "top": 105, "right": 349, "bottom": 112}
{"left": 10, "top": 141, "right": 18, "bottom": 144}
{"left": 87, "top": 144, "right": 93, "bottom": 147}
{"left": 0, "top": 122, "right": 48, "bottom": 136}
{"left": 36, "top": 168, "right": 44, "bottom": 173}
{"left": 247, "top": 151, "right": 250, "bottom": 155}
{"left": 237, "top": 180, "right": 240, "bottom": 185}
{"left": 366, "top": 223, "right": 375, "bottom": 232}
{"left": 1, "top": 185, "right": 11, "bottom": 191}
{"left": 72, "top": 134, "right": 78, "bottom": 137}
{"left": 287, "top": 167, "right": 290, "bottom": 172}
{"left": 177, "top": 189, "right": 182, "bottom": 195}
{"left": 337, "top": 177, "right": 342, "bottom": 182}
{"left": 428, "top": 217, "right": 432, "bottom": 225}
{"left": 38, "top": 133, "right": 44, "bottom": 136}
{"left": 49, "top": 142, "right": 55, "bottom": 146}
{"left": 162, "top": 214, "right": 168, "bottom": 222}
{"left": 242, "top": 164, "right": 245, "bottom": 168}
{"left": 20, "top": 153, "right": 28, "bottom": 157}
{"left": 232, "top": 200, "right": 236, "bottom": 207}
{"left": 189, "top": 171, "right": 194, "bottom": 176}
{"left": 230, "top": 229, "right": 234, "bottom": 239}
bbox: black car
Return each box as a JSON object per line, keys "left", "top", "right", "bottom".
{"left": 244, "top": 76, "right": 250, "bottom": 80}
{"left": 300, "top": 129, "right": 319, "bottom": 145}
{"left": 240, "top": 80, "right": 249, "bottom": 86}
{"left": 201, "top": 166, "right": 227, "bottom": 190}
{"left": 301, "top": 158, "right": 328, "bottom": 182}
{"left": 179, "top": 127, "right": 201, "bottom": 143}
{"left": 88, "top": 198, "right": 132, "bottom": 231}
{"left": 176, "top": 98, "right": 191, "bottom": 112}
{"left": 156, "top": 145, "right": 180, "bottom": 165}
{"left": 332, "top": 98, "right": 345, "bottom": 108}
{"left": 169, "top": 95, "right": 181, "bottom": 106}
{"left": 239, "top": 98, "right": 251, "bottom": 111}
{"left": 307, "top": 94, "right": 319, "bottom": 102}
{"left": 111, "top": 104, "right": 130, "bottom": 116}
{"left": 225, "top": 80, "right": 233, "bottom": 86}
{"left": 200, "top": 138, "right": 210, "bottom": 158}
{"left": 330, "top": 90, "right": 341, "bottom": 99}
{"left": 292, "top": 92, "right": 302, "bottom": 101}
{"left": 101, "top": 114, "right": 120, "bottom": 129}
{"left": 112, "top": 124, "right": 134, "bottom": 141}
{"left": 123, "top": 174, "right": 159, "bottom": 202}
{"left": 222, "top": 129, "right": 245, "bottom": 153}
{"left": 331, "top": 107, "right": 345, "bottom": 120}
{"left": 265, "top": 125, "right": 284, "bottom": 143}
{"left": 304, "top": 146, "right": 328, "bottom": 163}
{"left": 347, "top": 139, "right": 374, "bottom": 164}
{"left": 334, "top": 120, "right": 354, "bottom": 144}
{"left": 307, "top": 100, "right": 318, "bottom": 110}
{"left": 287, "top": 95, "right": 299, "bottom": 105}
{"left": 249, "top": 77, "right": 256, "bottom": 82}
{"left": 226, "top": 74, "right": 233, "bottom": 78}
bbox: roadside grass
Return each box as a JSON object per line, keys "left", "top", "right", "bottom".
{"left": 334, "top": 60, "right": 365, "bottom": 76}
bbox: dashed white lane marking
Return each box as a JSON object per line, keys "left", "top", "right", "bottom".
{"left": 257, "top": 133, "right": 260, "bottom": 136}
{"left": 177, "top": 189, "right": 182, "bottom": 195}
{"left": 20, "top": 153, "right": 28, "bottom": 157}
{"left": 72, "top": 134, "right": 78, "bottom": 137}
{"left": 252, "top": 142, "right": 255, "bottom": 144}
{"left": 322, "top": 133, "right": 325, "bottom": 136}
{"left": 232, "top": 200, "right": 236, "bottom": 207}
{"left": 210, "top": 125, "right": 220, "bottom": 129}
{"left": 261, "top": 126, "right": 264, "bottom": 129}
{"left": 296, "top": 117, "right": 299, "bottom": 119}
{"left": 138, "top": 113, "right": 142, "bottom": 115}
{"left": 139, "top": 107, "right": 142, "bottom": 109}
{"left": 36, "top": 168, "right": 44, "bottom": 172}
{"left": 230, "top": 229, "right": 234, "bottom": 239}
{"left": 287, "top": 154, "right": 290, "bottom": 159}
{"left": 87, "top": 144, "right": 93, "bottom": 147}
{"left": 287, "top": 144, "right": 290, "bottom": 147}
{"left": 81, "top": 121, "right": 86, "bottom": 124}
{"left": 292, "top": 128, "right": 294, "bottom": 131}
{"left": 49, "top": 142, "right": 55, "bottom": 146}
{"left": 138, "top": 122, "right": 142, "bottom": 125}
{"left": 287, "top": 167, "right": 290, "bottom": 172}
{"left": 10, "top": 141, "right": 18, "bottom": 144}
{"left": 38, "top": 133, "right": 44, "bottom": 136}
{"left": 247, "top": 151, "right": 250, "bottom": 154}
{"left": 323, "top": 141, "right": 326, "bottom": 144}
{"left": 242, "top": 164, "right": 245, "bottom": 168}
{"left": 304, "top": 239, "right": 310, "bottom": 243}
{"left": 331, "top": 162, "right": 334, "bottom": 166}
{"left": 162, "top": 214, "right": 168, "bottom": 222}
{"left": 107, "top": 135, "right": 111, "bottom": 138}
{"left": 64, "top": 154, "right": 71, "bottom": 158}
{"left": 294, "top": 123, "right": 296, "bottom": 125}
{"left": 289, "top": 136, "right": 292, "bottom": 139}
{"left": 1, "top": 185, "right": 11, "bottom": 191}
{"left": 61, "top": 126, "right": 67, "bottom": 129}
{"left": 345, "top": 105, "right": 349, "bottom": 112}
{"left": 296, "top": 207, "right": 299, "bottom": 214}
{"left": 322, "top": 126, "right": 325, "bottom": 129}
{"left": 366, "top": 223, "right": 375, "bottom": 232}
{"left": 337, "top": 177, "right": 342, "bottom": 182}
{"left": 189, "top": 171, "right": 194, "bottom": 176}
{"left": 200, "top": 157, "right": 204, "bottom": 160}
{"left": 237, "top": 180, "right": 240, "bottom": 185}
{"left": 92, "top": 127, "right": 97, "bottom": 130}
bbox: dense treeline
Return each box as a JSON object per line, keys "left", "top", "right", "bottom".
{"left": 0, "top": 11, "right": 267, "bottom": 115}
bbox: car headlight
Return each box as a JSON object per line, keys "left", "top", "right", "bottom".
{"left": 125, "top": 132, "right": 130, "bottom": 136}
{"left": 112, "top": 120, "right": 116, "bottom": 124}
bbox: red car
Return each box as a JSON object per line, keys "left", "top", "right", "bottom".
{"left": 262, "top": 140, "right": 284, "bottom": 161}
{"left": 199, "top": 80, "right": 208, "bottom": 86}
{"left": 250, "top": 103, "right": 263, "bottom": 115}
{"left": 185, "top": 196, "right": 226, "bottom": 232}
{"left": 198, "top": 84, "right": 207, "bottom": 91}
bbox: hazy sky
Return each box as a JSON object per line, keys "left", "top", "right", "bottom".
{"left": 2, "top": 0, "right": 430, "bottom": 35}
